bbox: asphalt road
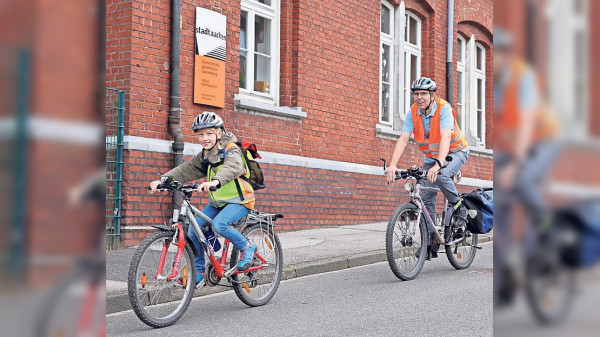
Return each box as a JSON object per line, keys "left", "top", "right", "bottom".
{"left": 107, "top": 242, "right": 493, "bottom": 337}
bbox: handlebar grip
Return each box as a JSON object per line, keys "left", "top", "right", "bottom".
{"left": 209, "top": 186, "right": 218, "bottom": 192}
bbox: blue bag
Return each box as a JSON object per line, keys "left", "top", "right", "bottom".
{"left": 559, "top": 199, "right": 600, "bottom": 268}
{"left": 462, "top": 188, "right": 493, "bottom": 234}
{"left": 571, "top": 200, "right": 600, "bottom": 267}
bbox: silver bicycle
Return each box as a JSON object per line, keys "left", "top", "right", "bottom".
{"left": 382, "top": 157, "right": 480, "bottom": 280}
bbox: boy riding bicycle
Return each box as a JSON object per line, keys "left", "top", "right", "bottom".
{"left": 149, "top": 111, "right": 256, "bottom": 285}
{"left": 386, "top": 77, "right": 469, "bottom": 256}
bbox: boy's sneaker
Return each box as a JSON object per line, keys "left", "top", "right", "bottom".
{"left": 237, "top": 242, "right": 257, "bottom": 271}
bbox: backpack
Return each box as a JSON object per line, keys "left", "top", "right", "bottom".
{"left": 462, "top": 188, "right": 493, "bottom": 234}
{"left": 233, "top": 140, "right": 266, "bottom": 190}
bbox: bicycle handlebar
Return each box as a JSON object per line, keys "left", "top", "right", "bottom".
{"left": 148, "top": 181, "right": 199, "bottom": 192}
{"left": 381, "top": 156, "right": 452, "bottom": 182}
{"left": 149, "top": 181, "right": 222, "bottom": 193}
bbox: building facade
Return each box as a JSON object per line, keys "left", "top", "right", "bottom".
{"left": 106, "top": 0, "right": 494, "bottom": 246}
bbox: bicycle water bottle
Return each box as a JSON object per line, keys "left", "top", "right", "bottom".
{"left": 201, "top": 225, "right": 221, "bottom": 252}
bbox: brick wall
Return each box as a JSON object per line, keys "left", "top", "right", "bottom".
{"left": 108, "top": 0, "right": 494, "bottom": 246}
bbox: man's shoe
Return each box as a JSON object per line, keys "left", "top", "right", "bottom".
{"left": 415, "top": 246, "right": 437, "bottom": 260}
{"left": 454, "top": 203, "right": 468, "bottom": 227}
{"left": 237, "top": 242, "right": 257, "bottom": 271}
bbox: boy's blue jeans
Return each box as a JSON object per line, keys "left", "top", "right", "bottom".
{"left": 188, "top": 203, "right": 250, "bottom": 274}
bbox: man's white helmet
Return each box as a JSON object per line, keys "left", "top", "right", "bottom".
{"left": 411, "top": 77, "right": 437, "bottom": 92}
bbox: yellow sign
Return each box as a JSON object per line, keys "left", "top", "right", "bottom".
{"left": 194, "top": 55, "right": 225, "bottom": 108}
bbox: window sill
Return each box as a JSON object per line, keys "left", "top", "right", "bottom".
{"left": 469, "top": 146, "right": 493, "bottom": 158}
{"left": 234, "top": 94, "right": 306, "bottom": 121}
{"left": 376, "top": 123, "right": 401, "bottom": 140}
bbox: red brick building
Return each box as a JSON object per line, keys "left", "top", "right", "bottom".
{"left": 106, "top": 0, "right": 494, "bottom": 246}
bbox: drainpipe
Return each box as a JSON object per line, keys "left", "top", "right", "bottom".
{"left": 446, "top": 0, "right": 454, "bottom": 105}
{"left": 169, "top": 0, "right": 184, "bottom": 207}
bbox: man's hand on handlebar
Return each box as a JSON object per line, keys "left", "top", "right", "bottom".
{"left": 198, "top": 180, "right": 220, "bottom": 193}
{"left": 427, "top": 163, "right": 440, "bottom": 183}
{"left": 386, "top": 165, "right": 398, "bottom": 184}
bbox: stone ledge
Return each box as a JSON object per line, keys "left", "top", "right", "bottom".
{"left": 234, "top": 94, "right": 306, "bottom": 121}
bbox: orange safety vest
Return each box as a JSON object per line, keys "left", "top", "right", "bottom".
{"left": 495, "top": 61, "right": 560, "bottom": 153}
{"left": 411, "top": 98, "right": 468, "bottom": 159}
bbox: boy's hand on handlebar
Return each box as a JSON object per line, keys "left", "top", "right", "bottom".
{"left": 386, "top": 166, "right": 398, "bottom": 183}
{"left": 427, "top": 163, "right": 440, "bottom": 183}
{"left": 198, "top": 180, "right": 220, "bottom": 193}
{"left": 149, "top": 180, "right": 162, "bottom": 193}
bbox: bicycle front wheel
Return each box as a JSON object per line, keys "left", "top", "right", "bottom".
{"left": 127, "top": 230, "right": 196, "bottom": 328}
{"left": 386, "top": 203, "right": 427, "bottom": 280}
{"left": 231, "top": 224, "right": 283, "bottom": 306}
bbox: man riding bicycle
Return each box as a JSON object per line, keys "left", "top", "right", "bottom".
{"left": 149, "top": 111, "right": 257, "bottom": 285}
{"left": 386, "top": 77, "right": 469, "bottom": 256}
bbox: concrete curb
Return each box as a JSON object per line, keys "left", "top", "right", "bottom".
{"left": 107, "top": 235, "right": 492, "bottom": 314}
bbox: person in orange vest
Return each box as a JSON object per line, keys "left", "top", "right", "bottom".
{"left": 493, "top": 27, "right": 561, "bottom": 307}
{"left": 386, "top": 77, "right": 469, "bottom": 255}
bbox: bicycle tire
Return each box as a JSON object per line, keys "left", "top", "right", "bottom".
{"left": 230, "top": 224, "right": 283, "bottom": 306}
{"left": 445, "top": 225, "right": 478, "bottom": 270}
{"left": 34, "top": 260, "right": 105, "bottom": 337}
{"left": 524, "top": 248, "right": 575, "bottom": 325}
{"left": 127, "top": 230, "right": 196, "bottom": 328}
{"left": 386, "top": 203, "right": 427, "bottom": 280}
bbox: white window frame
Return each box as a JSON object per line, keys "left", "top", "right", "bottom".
{"left": 546, "top": 0, "right": 589, "bottom": 140}
{"left": 380, "top": 0, "right": 395, "bottom": 125}
{"left": 401, "top": 11, "right": 421, "bottom": 120}
{"left": 239, "top": 0, "right": 280, "bottom": 105}
{"left": 456, "top": 35, "right": 466, "bottom": 132}
{"left": 464, "top": 35, "right": 487, "bottom": 148}
{"left": 474, "top": 43, "right": 486, "bottom": 146}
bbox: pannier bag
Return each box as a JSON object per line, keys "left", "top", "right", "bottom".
{"left": 560, "top": 199, "right": 600, "bottom": 268}
{"left": 462, "top": 188, "right": 493, "bottom": 234}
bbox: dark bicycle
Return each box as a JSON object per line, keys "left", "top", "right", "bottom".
{"left": 382, "top": 157, "right": 480, "bottom": 280}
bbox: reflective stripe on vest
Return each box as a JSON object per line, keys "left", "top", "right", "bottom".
{"left": 411, "top": 98, "right": 468, "bottom": 158}
{"left": 206, "top": 143, "right": 255, "bottom": 208}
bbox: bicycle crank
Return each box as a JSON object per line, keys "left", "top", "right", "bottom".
{"left": 205, "top": 265, "right": 221, "bottom": 286}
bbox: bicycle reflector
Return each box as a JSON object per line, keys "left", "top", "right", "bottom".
{"left": 242, "top": 282, "right": 251, "bottom": 293}
{"left": 182, "top": 266, "right": 188, "bottom": 287}
{"left": 141, "top": 272, "right": 147, "bottom": 288}
{"left": 265, "top": 237, "right": 273, "bottom": 250}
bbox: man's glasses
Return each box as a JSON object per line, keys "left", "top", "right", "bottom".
{"left": 412, "top": 92, "right": 430, "bottom": 98}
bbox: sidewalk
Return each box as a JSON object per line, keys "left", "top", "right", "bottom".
{"left": 106, "top": 222, "right": 493, "bottom": 313}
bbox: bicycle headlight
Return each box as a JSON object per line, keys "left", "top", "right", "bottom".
{"left": 404, "top": 182, "right": 412, "bottom": 192}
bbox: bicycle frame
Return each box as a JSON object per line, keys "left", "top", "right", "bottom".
{"left": 156, "top": 198, "right": 268, "bottom": 284}
{"left": 407, "top": 181, "right": 463, "bottom": 246}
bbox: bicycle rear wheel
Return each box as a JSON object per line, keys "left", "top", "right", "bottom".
{"left": 445, "top": 221, "right": 478, "bottom": 269}
{"left": 230, "top": 224, "right": 283, "bottom": 306}
{"left": 127, "top": 230, "right": 196, "bottom": 328}
{"left": 524, "top": 234, "right": 575, "bottom": 325}
{"left": 386, "top": 203, "right": 427, "bottom": 280}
